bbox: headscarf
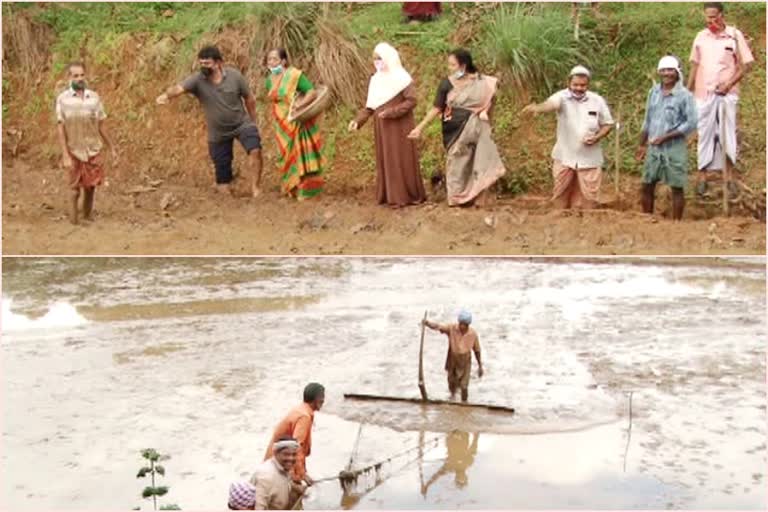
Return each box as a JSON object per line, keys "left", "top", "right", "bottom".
{"left": 657, "top": 55, "right": 684, "bottom": 86}
{"left": 303, "top": 382, "right": 325, "bottom": 403}
{"left": 274, "top": 438, "right": 300, "bottom": 452}
{"left": 365, "top": 42, "right": 413, "bottom": 110}
{"left": 228, "top": 481, "right": 256, "bottom": 510}
{"left": 457, "top": 309, "right": 472, "bottom": 325}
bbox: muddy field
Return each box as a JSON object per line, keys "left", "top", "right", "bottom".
{"left": 2, "top": 159, "right": 765, "bottom": 255}
{"left": 2, "top": 258, "right": 765, "bottom": 509}
{"left": 3, "top": 2, "right": 765, "bottom": 256}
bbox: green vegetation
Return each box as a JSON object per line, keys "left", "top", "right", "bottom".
{"left": 483, "top": 4, "right": 593, "bottom": 94}
{"left": 136, "top": 448, "right": 179, "bottom": 511}
{"left": 3, "top": 2, "right": 765, "bottom": 196}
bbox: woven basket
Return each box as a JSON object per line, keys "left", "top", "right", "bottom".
{"left": 287, "top": 85, "right": 331, "bottom": 123}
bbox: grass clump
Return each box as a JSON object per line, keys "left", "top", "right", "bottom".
{"left": 483, "top": 4, "right": 592, "bottom": 95}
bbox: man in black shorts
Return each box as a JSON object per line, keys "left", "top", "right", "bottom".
{"left": 156, "top": 45, "right": 263, "bottom": 197}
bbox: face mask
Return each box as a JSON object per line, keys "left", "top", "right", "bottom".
{"left": 270, "top": 65, "right": 283, "bottom": 75}
{"left": 570, "top": 89, "right": 586, "bottom": 99}
{"left": 453, "top": 70, "right": 466, "bottom": 79}
{"left": 71, "top": 80, "right": 86, "bottom": 91}
{"left": 707, "top": 22, "right": 721, "bottom": 33}
{"left": 374, "top": 60, "right": 384, "bottom": 72}
{"left": 200, "top": 66, "right": 214, "bottom": 78}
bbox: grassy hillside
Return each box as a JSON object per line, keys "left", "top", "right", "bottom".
{"left": 2, "top": 2, "right": 765, "bottom": 198}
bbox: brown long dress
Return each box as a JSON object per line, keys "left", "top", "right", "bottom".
{"left": 355, "top": 83, "right": 427, "bottom": 207}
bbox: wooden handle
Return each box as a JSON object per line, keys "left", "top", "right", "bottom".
{"left": 418, "top": 311, "right": 428, "bottom": 401}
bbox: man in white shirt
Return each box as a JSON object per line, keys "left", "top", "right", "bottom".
{"left": 522, "top": 65, "right": 615, "bottom": 209}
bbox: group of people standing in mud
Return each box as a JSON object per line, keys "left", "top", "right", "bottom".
{"left": 55, "top": 2, "right": 753, "bottom": 224}
{"left": 226, "top": 310, "right": 482, "bottom": 510}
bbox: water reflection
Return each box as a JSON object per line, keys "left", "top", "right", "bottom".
{"left": 421, "top": 431, "right": 479, "bottom": 494}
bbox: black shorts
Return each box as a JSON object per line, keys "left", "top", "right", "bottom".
{"left": 208, "top": 125, "right": 262, "bottom": 184}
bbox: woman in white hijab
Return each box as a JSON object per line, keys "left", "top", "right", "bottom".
{"left": 348, "top": 42, "right": 426, "bottom": 208}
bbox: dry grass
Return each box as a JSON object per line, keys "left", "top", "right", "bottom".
{"left": 2, "top": 8, "right": 52, "bottom": 83}
{"left": 313, "top": 16, "right": 369, "bottom": 107}
{"left": 450, "top": 3, "right": 502, "bottom": 46}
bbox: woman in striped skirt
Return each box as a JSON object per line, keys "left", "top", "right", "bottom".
{"left": 265, "top": 48, "right": 324, "bottom": 200}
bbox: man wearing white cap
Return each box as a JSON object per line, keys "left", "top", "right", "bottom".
{"left": 636, "top": 56, "right": 697, "bottom": 220}
{"left": 250, "top": 436, "right": 306, "bottom": 510}
{"left": 423, "top": 309, "right": 483, "bottom": 402}
{"left": 522, "top": 65, "right": 614, "bottom": 209}
{"left": 687, "top": 2, "right": 754, "bottom": 197}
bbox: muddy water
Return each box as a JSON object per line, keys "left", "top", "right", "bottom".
{"left": 1, "top": 258, "right": 765, "bottom": 509}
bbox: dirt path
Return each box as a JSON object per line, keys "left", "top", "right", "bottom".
{"left": 3, "top": 171, "right": 764, "bottom": 255}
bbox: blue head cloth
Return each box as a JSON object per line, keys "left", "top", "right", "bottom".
{"left": 458, "top": 309, "right": 472, "bottom": 325}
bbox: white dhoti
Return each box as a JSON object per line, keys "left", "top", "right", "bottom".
{"left": 696, "top": 93, "right": 738, "bottom": 172}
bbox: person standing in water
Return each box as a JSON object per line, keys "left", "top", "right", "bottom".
{"left": 156, "top": 46, "right": 263, "bottom": 197}
{"left": 348, "top": 42, "right": 426, "bottom": 208}
{"left": 264, "top": 383, "right": 325, "bottom": 487}
{"left": 55, "top": 61, "right": 117, "bottom": 225}
{"left": 423, "top": 310, "right": 483, "bottom": 402}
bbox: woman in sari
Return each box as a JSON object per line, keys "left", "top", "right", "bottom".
{"left": 265, "top": 48, "right": 324, "bottom": 200}
{"left": 348, "top": 42, "right": 426, "bottom": 208}
{"left": 409, "top": 49, "right": 506, "bottom": 207}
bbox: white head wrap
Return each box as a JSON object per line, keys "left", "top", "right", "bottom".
{"left": 365, "top": 42, "right": 413, "bottom": 110}
{"left": 274, "top": 439, "right": 300, "bottom": 452}
{"left": 657, "top": 55, "right": 684, "bottom": 84}
{"left": 569, "top": 65, "right": 591, "bottom": 79}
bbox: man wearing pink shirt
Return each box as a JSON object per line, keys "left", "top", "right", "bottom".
{"left": 688, "top": 2, "right": 754, "bottom": 197}
{"left": 423, "top": 309, "right": 483, "bottom": 402}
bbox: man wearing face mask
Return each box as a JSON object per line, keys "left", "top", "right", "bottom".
{"left": 636, "top": 56, "right": 697, "bottom": 221}
{"left": 55, "top": 61, "right": 117, "bottom": 225}
{"left": 156, "top": 46, "right": 263, "bottom": 197}
{"left": 522, "top": 66, "right": 614, "bottom": 209}
{"left": 688, "top": 2, "right": 754, "bottom": 198}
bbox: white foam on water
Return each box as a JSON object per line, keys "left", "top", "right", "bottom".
{"left": 1, "top": 299, "right": 88, "bottom": 333}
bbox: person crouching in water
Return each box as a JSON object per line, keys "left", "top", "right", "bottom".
{"left": 636, "top": 56, "right": 697, "bottom": 221}
{"left": 423, "top": 309, "right": 483, "bottom": 402}
{"left": 250, "top": 437, "right": 306, "bottom": 510}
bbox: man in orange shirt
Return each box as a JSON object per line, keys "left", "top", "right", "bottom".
{"left": 423, "top": 310, "right": 483, "bottom": 402}
{"left": 264, "top": 383, "right": 325, "bottom": 486}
